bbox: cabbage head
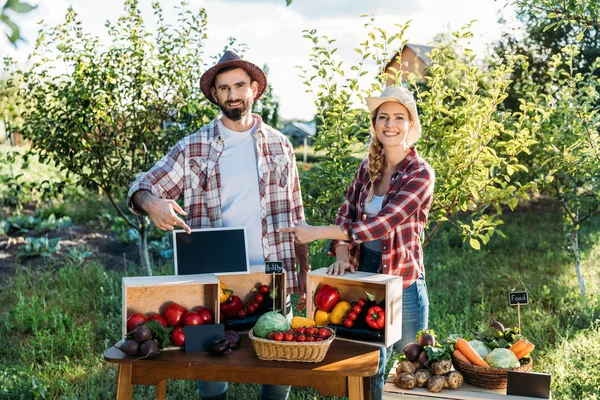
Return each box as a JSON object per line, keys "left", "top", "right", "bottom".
{"left": 485, "top": 348, "right": 520, "bottom": 368}
{"left": 469, "top": 340, "right": 491, "bottom": 359}
{"left": 253, "top": 311, "right": 290, "bottom": 338}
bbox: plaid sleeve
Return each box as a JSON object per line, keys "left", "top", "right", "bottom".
{"left": 127, "top": 140, "right": 186, "bottom": 216}
{"left": 348, "top": 165, "right": 435, "bottom": 244}
{"left": 288, "top": 142, "right": 306, "bottom": 226}
{"left": 327, "top": 160, "right": 367, "bottom": 255}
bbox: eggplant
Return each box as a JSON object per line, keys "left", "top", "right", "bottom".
{"left": 208, "top": 338, "right": 231, "bottom": 356}
{"left": 223, "top": 313, "right": 263, "bottom": 332}
{"left": 328, "top": 324, "right": 383, "bottom": 342}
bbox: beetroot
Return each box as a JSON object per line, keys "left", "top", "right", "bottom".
{"left": 139, "top": 340, "right": 159, "bottom": 359}
{"left": 488, "top": 313, "right": 505, "bottom": 333}
{"left": 118, "top": 339, "right": 140, "bottom": 356}
{"left": 418, "top": 350, "right": 429, "bottom": 367}
{"left": 224, "top": 330, "right": 241, "bottom": 349}
{"left": 131, "top": 325, "right": 152, "bottom": 343}
{"left": 418, "top": 333, "right": 435, "bottom": 348}
{"left": 403, "top": 342, "right": 421, "bottom": 362}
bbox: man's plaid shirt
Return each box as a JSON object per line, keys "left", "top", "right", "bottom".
{"left": 128, "top": 115, "right": 306, "bottom": 294}
{"left": 328, "top": 148, "right": 435, "bottom": 288}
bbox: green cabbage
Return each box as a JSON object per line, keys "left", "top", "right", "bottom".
{"left": 253, "top": 311, "right": 290, "bottom": 338}
{"left": 485, "top": 348, "right": 520, "bottom": 368}
{"left": 469, "top": 339, "right": 491, "bottom": 359}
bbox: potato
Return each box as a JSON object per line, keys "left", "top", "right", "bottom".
{"left": 445, "top": 371, "right": 464, "bottom": 389}
{"left": 427, "top": 375, "right": 446, "bottom": 393}
{"left": 396, "top": 360, "right": 417, "bottom": 375}
{"left": 394, "top": 372, "right": 417, "bottom": 390}
{"left": 415, "top": 368, "right": 432, "bottom": 387}
{"left": 431, "top": 359, "right": 452, "bottom": 375}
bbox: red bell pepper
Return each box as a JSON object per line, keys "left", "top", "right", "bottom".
{"left": 220, "top": 295, "right": 243, "bottom": 318}
{"left": 366, "top": 306, "right": 385, "bottom": 330}
{"left": 314, "top": 284, "right": 341, "bottom": 312}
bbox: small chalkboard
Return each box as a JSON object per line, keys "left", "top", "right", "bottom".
{"left": 173, "top": 227, "right": 249, "bottom": 275}
{"left": 185, "top": 324, "right": 225, "bottom": 353}
{"left": 509, "top": 291, "right": 528, "bottom": 305}
{"left": 507, "top": 370, "right": 551, "bottom": 398}
{"left": 265, "top": 261, "right": 283, "bottom": 274}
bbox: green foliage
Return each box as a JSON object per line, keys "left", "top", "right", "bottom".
{"left": 513, "top": 0, "right": 600, "bottom": 32}
{"left": 299, "top": 18, "right": 538, "bottom": 249}
{"left": 254, "top": 64, "right": 281, "bottom": 129}
{"left": 17, "top": 236, "right": 61, "bottom": 258}
{"left": 0, "top": 0, "right": 36, "bottom": 45}
{"left": 2, "top": 213, "right": 71, "bottom": 235}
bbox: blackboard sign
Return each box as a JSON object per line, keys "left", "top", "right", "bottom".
{"left": 173, "top": 227, "right": 249, "bottom": 275}
{"left": 507, "top": 370, "right": 551, "bottom": 398}
{"left": 509, "top": 291, "right": 528, "bottom": 305}
{"left": 185, "top": 324, "right": 225, "bottom": 353}
{"left": 265, "top": 261, "right": 283, "bottom": 274}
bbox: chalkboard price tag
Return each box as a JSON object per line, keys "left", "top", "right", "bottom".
{"left": 265, "top": 261, "right": 283, "bottom": 274}
{"left": 509, "top": 291, "right": 528, "bottom": 305}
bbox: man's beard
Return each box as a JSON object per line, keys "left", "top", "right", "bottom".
{"left": 218, "top": 98, "right": 252, "bottom": 121}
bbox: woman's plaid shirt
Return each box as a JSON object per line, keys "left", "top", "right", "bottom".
{"left": 127, "top": 115, "right": 306, "bottom": 294}
{"left": 328, "top": 148, "right": 435, "bottom": 288}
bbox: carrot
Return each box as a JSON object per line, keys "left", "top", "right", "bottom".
{"left": 509, "top": 339, "right": 526, "bottom": 357}
{"left": 514, "top": 340, "right": 535, "bottom": 360}
{"left": 455, "top": 338, "right": 490, "bottom": 367}
{"left": 453, "top": 349, "right": 472, "bottom": 364}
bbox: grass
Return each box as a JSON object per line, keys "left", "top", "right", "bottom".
{"left": 1, "top": 204, "right": 599, "bottom": 399}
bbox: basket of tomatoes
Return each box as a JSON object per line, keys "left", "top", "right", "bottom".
{"left": 249, "top": 325, "right": 335, "bottom": 363}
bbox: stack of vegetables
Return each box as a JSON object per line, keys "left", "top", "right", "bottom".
{"left": 394, "top": 330, "right": 464, "bottom": 393}
{"left": 314, "top": 285, "right": 386, "bottom": 342}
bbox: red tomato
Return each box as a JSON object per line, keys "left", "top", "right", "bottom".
{"left": 351, "top": 304, "right": 362, "bottom": 315}
{"left": 195, "top": 307, "right": 214, "bottom": 325}
{"left": 259, "top": 285, "right": 270, "bottom": 294}
{"left": 307, "top": 335, "right": 315, "bottom": 342}
{"left": 246, "top": 304, "right": 257, "bottom": 315}
{"left": 317, "top": 328, "right": 331, "bottom": 338}
{"left": 357, "top": 298, "right": 366, "bottom": 307}
{"left": 347, "top": 311, "right": 358, "bottom": 321}
{"left": 284, "top": 333, "right": 294, "bottom": 342}
{"left": 148, "top": 314, "right": 167, "bottom": 327}
{"left": 251, "top": 301, "right": 260, "bottom": 309}
{"left": 237, "top": 309, "right": 247, "bottom": 319}
{"left": 295, "top": 327, "right": 305, "bottom": 335}
{"left": 268, "top": 332, "right": 277, "bottom": 340}
{"left": 274, "top": 332, "right": 284, "bottom": 341}
{"left": 297, "top": 335, "right": 307, "bottom": 342}
{"left": 305, "top": 326, "right": 317, "bottom": 335}
{"left": 254, "top": 293, "right": 264, "bottom": 303}
{"left": 171, "top": 326, "right": 185, "bottom": 346}
{"left": 182, "top": 311, "right": 203, "bottom": 326}
{"left": 163, "top": 302, "right": 188, "bottom": 327}
{"left": 344, "top": 318, "right": 354, "bottom": 328}
{"left": 315, "top": 337, "right": 324, "bottom": 342}
{"left": 127, "top": 312, "right": 149, "bottom": 332}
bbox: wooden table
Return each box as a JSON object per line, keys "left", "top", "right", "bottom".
{"left": 104, "top": 335, "right": 380, "bottom": 400}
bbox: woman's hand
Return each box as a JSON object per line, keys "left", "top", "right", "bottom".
{"left": 327, "top": 259, "right": 355, "bottom": 276}
{"left": 278, "top": 223, "right": 319, "bottom": 244}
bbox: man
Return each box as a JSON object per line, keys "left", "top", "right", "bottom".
{"left": 127, "top": 50, "right": 310, "bottom": 400}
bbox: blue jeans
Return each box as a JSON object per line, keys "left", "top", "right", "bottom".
{"left": 359, "top": 246, "right": 429, "bottom": 400}
{"left": 197, "top": 295, "right": 293, "bottom": 400}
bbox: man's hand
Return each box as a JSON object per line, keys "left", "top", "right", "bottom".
{"left": 134, "top": 191, "right": 191, "bottom": 234}
{"left": 278, "top": 223, "right": 319, "bottom": 244}
{"left": 327, "top": 259, "right": 355, "bottom": 275}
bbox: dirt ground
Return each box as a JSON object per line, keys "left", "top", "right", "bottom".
{"left": 0, "top": 221, "right": 140, "bottom": 278}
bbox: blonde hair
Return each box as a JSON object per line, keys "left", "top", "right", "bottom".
{"left": 365, "top": 104, "right": 414, "bottom": 203}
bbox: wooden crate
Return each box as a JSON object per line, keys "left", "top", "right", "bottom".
{"left": 122, "top": 274, "right": 220, "bottom": 340}
{"left": 307, "top": 268, "right": 403, "bottom": 347}
{"left": 216, "top": 269, "right": 287, "bottom": 314}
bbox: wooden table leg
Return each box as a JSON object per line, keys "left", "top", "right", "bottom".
{"left": 116, "top": 364, "right": 134, "bottom": 400}
{"left": 156, "top": 380, "right": 167, "bottom": 400}
{"left": 348, "top": 376, "right": 366, "bottom": 400}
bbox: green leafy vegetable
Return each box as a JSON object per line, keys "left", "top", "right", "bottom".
{"left": 253, "top": 311, "right": 290, "bottom": 338}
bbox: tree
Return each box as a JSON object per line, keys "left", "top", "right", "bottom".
{"left": 254, "top": 64, "right": 281, "bottom": 129}
{"left": 298, "top": 18, "right": 539, "bottom": 250}
{"left": 12, "top": 0, "right": 217, "bottom": 275}
{"left": 1, "top": 0, "right": 36, "bottom": 45}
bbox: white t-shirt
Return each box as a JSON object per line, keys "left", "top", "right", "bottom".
{"left": 217, "top": 119, "right": 264, "bottom": 265}
{"left": 362, "top": 194, "right": 384, "bottom": 253}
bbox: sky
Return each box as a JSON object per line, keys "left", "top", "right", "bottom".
{"left": 0, "top": 0, "right": 517, "bottom": 121}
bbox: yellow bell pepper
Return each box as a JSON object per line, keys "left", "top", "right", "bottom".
{"left": 330, "top": 301, "right": 352, "bottom": 325}
{"left": 291, "top": 316, "right": 316, "bottom": 329}
{"left": 314, "top": 309, "right": 331, "bottom": 326}
{"left": 219, "top": 282, "right": 232, "bottom": 304}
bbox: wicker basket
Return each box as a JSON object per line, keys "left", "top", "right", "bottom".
{"left": 249, "top": 328, "right": 335, "bottom": 363}
{"left": 452, "top": 357, "right": 533, "bottom": 389}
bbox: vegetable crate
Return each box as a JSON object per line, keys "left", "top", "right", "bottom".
{"left": 307, "top": 268, "right": 403, "bottom": 348}
{"left": 216, "top": 270, "right": 287, "bottom": 315}
{"left": 122, "top": 274, "right": 220, "bottom": 342}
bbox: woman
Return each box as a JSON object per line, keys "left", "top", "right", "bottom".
{"left": 279, "top": 85, "right": 434, "bottom": 400}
